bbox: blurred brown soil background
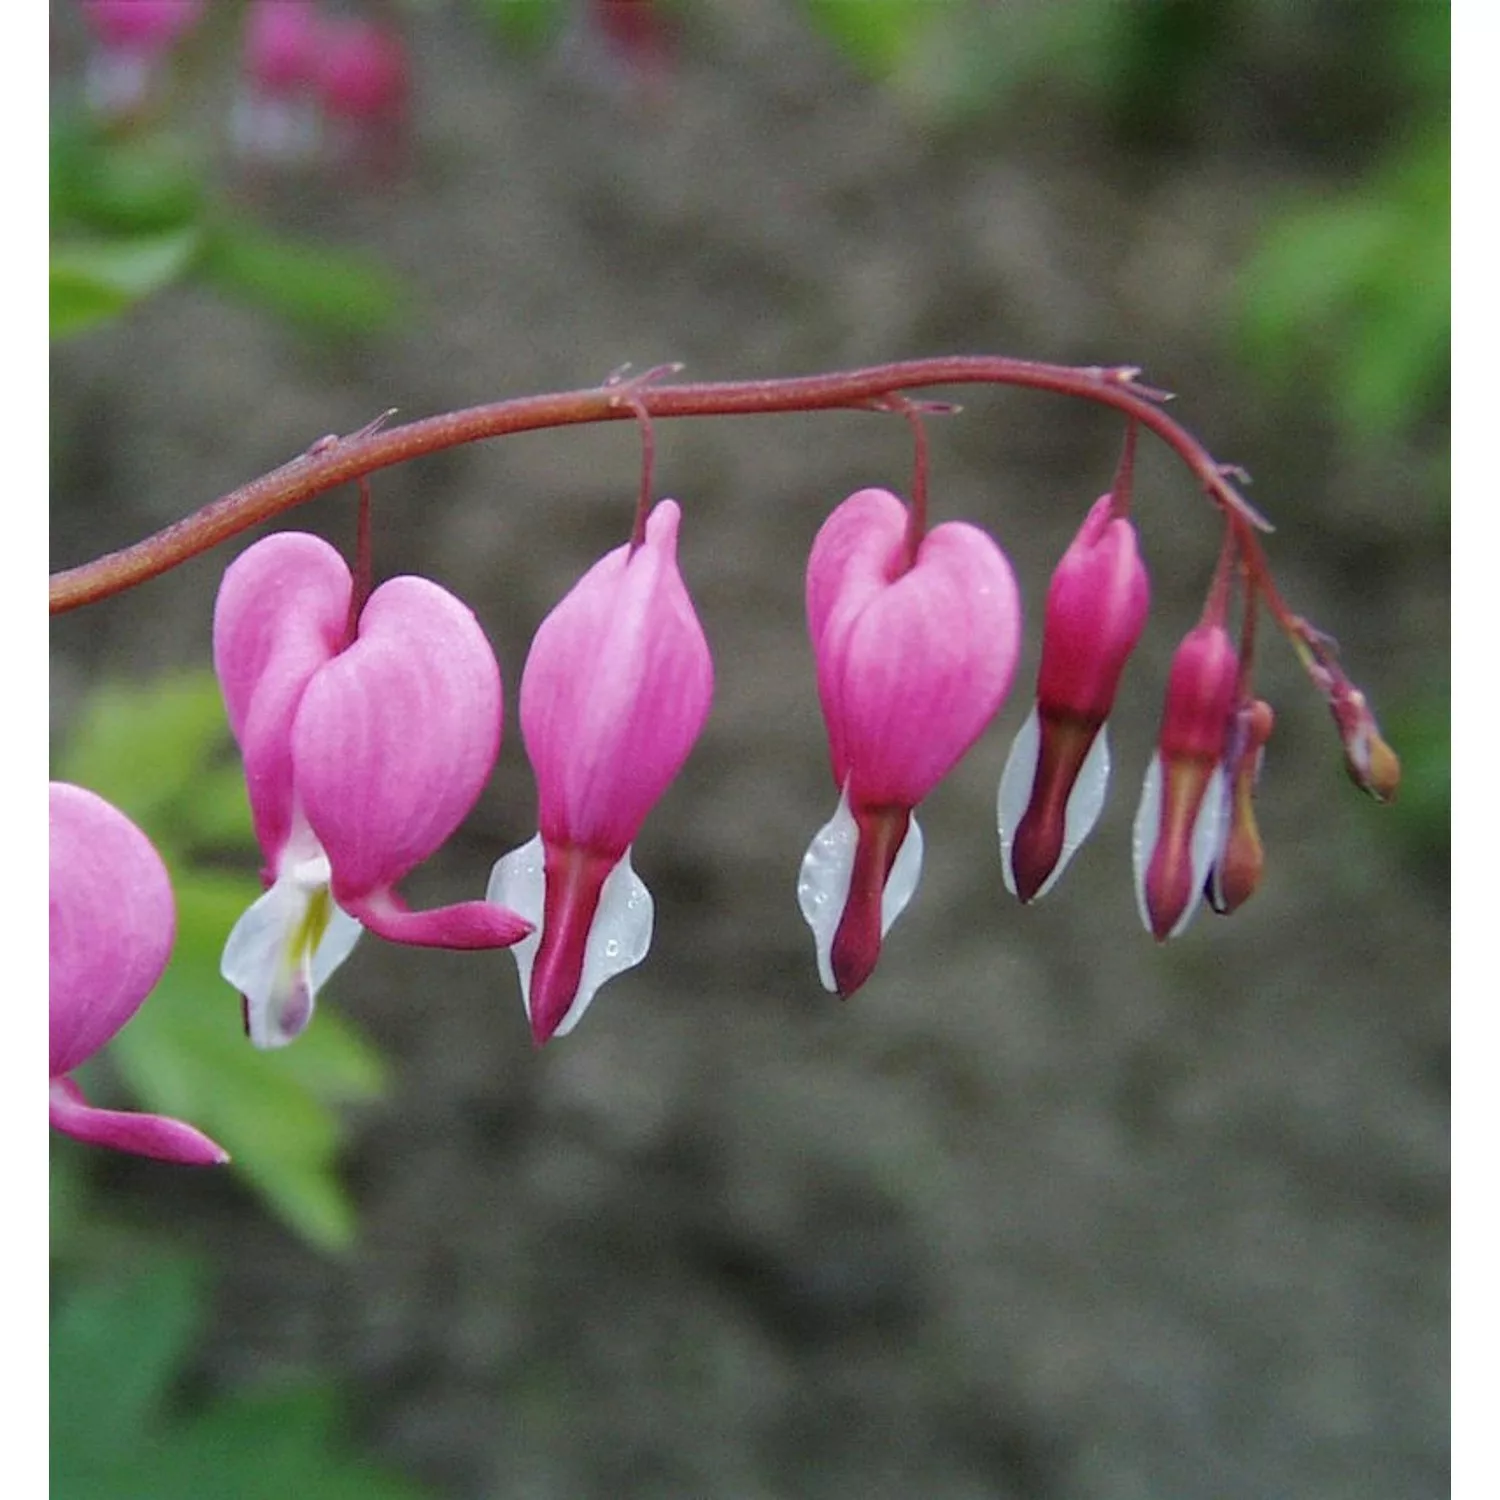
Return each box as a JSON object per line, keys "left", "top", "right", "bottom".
{"left": 50, "top": 3, "right": 1448, "bottom": 1497}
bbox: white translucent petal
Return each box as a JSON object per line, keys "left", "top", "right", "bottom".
{"left": 487, "top": 836, "right": 654, "bottom": 1038}
{"left": 996, "top": 706, "right": 1040, "bottom": 896}
{"left": 1180, "top": 764, "right": 1229, "bottom": 938}
{"left": 310, "top": 904, "right": 364, "bottom": 992}
{"left": 997, "top": 711, "right": 1113, "bottom": 903}
{"left": 220, "top": 861, "right": 362, "bottom": 1050}
{"left": 1131, "top": 754, "right": 1164, "bottom": 936}
{"left": 1049, "top": 723, "right": 1112, "bottom": 900}
{"left": 1131, "top": 757, "right": 1230, "bottom": 939}
{"left": 882, "top": 813, "right": 924, "bottom": 935}
{"left": 797, "top": 787, "right": 924, "bottom": 993}
{"left": 487, "top": 834, "right": 546, "bottom": 1004}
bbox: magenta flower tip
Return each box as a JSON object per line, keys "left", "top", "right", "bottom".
{"left": 521, "top": 498, "right": 713, "bottom": 859}
{"left": 50, "top": 783, "right": 228, "bottom": 1164}
{"left": 1036, "top": 494, "right": 1150, "bottom": 722}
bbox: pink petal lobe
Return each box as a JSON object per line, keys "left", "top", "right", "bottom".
{"left": 49, "top": 1077, "right": 228, "bottom": 1166}
{"left": 50, "top": 783, "right": 175, "bottom": 1079}
{"left": 293, "top": 575, "right": 502, "bottom": 900}
{"left": 213, "top": 533, "right": 351, "bottom": 867}
{"left": 349, "top": 889, "right": 532, "bottom": 950}
{"left": 1036, "top": 495, "right": 1150, "bottom": 721}
{"left": 520, "top": 500, "right": 713, "bottom": 857}
{"left": 809, "top": 492, "right": 1021, "bottom": 808}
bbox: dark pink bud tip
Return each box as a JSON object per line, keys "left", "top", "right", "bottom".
{"left": 829, "top": 805, "right": 910, "bottom": 998}
{"left": 1009, "top": 713, "right": 1101, "bottom": 903}
{"left": 528, "top": 845, "right": 616, "bottom": 1045}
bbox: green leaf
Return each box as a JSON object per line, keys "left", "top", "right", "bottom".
{"left": 108, "top": 870, "right": 386, "bottom": 1253}
{"left": 50, "top": 230, "right": 201, "bottom": 339}
{"left": 471, "top": 0, "right": 564, "bottom": 50}
{"left": 50, "top": 1257, "right": 208, "bottom": 1471}
{"left": 51, "top": 1263, "right": 433, "bottom": 1500}
{"left": 801, "top": 0, "right": 945, "bottom": 77}
{"left": 198, "top": 221, "right": 403, "bottom": 339}
{"left": 54, "top": 674, "right": 245, "bottom": 851}
{"left": 51, "top": 123, "right": 205, "bottom": 236}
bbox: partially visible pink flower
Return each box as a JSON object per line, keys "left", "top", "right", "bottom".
{"left": 312, "top": 17, "right": 409, "bottom": 174}
{"left": 243, "top": 0, "right": 321, "bottom": 95}
{"left": 215, "top": 532, "right": 530, "bottom": 1049}
{"left": 80, "top": 0, "right": 202, "bottom": 118}
{"left": 799, "top": 488, "right": 1022, "bottom": 997}
{"left": 232, "top": 0, "right": 324, "bottom": 163}
{"left": 489, "top": 500, "right": 713, "bottom": 1045}
{"left": 81, "top": 0, "right": 202, "bottom": 52}
{"left": 1132, "top": 622, "right": 1240, "bottom": 940}
{"left": 50, "top": 782, "right": 228, "bottom": 1165}
{"left": 1206, "top": 697, "right": 1275, "bottom": 916}
{"left": 998, "top": 493, "right": 1149, "bottom": 902}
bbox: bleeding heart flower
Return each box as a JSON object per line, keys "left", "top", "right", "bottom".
{"left": 998, "top": 493, "right": 1150, "bottom": 902}
{"left": 489, "top": 499, "right": 713, "bottom": 1046}
{"left": 232, "top": 0, "right": 324, "bottom": 164}
{"left": 80, "top": 0, "right": 203, "bottom": 118}
{"left": 214, "top": 532, "right": 530, "bottom": 1049}
{"left": 50, "top": 782, "right": 228, "bottom": 1165}
{"left": 799, "top": 487, "right": 1022, "bottom": 996}
{"left": 1132, "top": 621, "right": 1240, "bottom": 940}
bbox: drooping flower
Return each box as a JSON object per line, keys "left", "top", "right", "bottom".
{"left": 1206, "top": 696, "right": 1275, "bottom": 915}
{"left": 489, "top": 500, "right": 713, "bottom": 1046}
{"left": 214, "top": 532, "right": 530, "bottom": 1049}
{"left": 79, "top": 0, "right": 203, "bottom": 119}
{"left": 799, "top": 488, "right": 1022, "bottom": 997}
{"left": 997, "top": 493, "right": 1149, "bottom": 902}
{"left": 313, "top": 16, "right": 409, "bottom": 174}
{"left": 1132, "top": 621, "right": 1240, "bottom": 940}
{"left": 50, "top": 782, "right": 228, "bottom": 1165}
{"left": 232, "top": 0, "right": 324, "bottom": 165}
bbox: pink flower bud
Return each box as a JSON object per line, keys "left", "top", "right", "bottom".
{"left": 489, "top": 500, "right": 714, "bottom": 1045}
{"left": 799, "top": 488, "right": 1021, "bottom": 997}
{"left": 81, "top": 0, "right": 202, "bottom": 53}
{"left": 49, "top": 783, "right": 228, "bottom": 1164}
{"left": 998, "top": 494, "right": 1149, "bottom": 902}
{"left": 243, "top": 0, "right": 321, "bottom": 96}
{"left": 315, "top": 17, "right": 408, "bottom": 123}
{"left": 1132, "top": 622, "right": 1239, "bottom": 941}
{"left": 1328, "top": 682, "right": 1401, "bottom": 804}
{"left": 1206, "top": 697, "right": 1275, "bottom": 915}
{"left": 214, "top": 533, "right": 529, "bottom": 1049}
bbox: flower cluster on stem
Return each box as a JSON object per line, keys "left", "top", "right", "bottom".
{"left": 47, "top": 355, "right": 1402, "bottom": 1094}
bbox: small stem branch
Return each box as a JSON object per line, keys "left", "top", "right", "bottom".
{"left": 49, "top": 356, "right": 1269, "bottom": 613}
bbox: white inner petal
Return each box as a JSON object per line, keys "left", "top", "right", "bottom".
{"left": 998, "top": 710, "right": 1113, "bottom": 902}
{"left": 1131, "top": 756, "right": 1230, "bottom": 939}
{"left": 1051, "top": 723, "right": 1111, "bottom": 900}
{"left": 1180, "top": 764, "right": 1229, "bottom": 938}
{"left": 488, "top": 836, "right": 654, "bottom": 1038}
{"left": 220, "top": 859, "right": 362, "bottom": 1050}
{"left": 797, "top": 787, "right": 924, "bottom": 993}
{"left": 1131, "top": 754, "right": 1163, "bottom": 936}
{"left": 996, "top": 705, "right": 1040, "bottom": 896}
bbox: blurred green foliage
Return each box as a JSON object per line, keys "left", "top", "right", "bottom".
{"left": 50, "top": 116, "right": 402, "bottom": 342}
{"left": 51, "top": 1257, "right": 432, "bottom": 1500}
{"left": 54, "top": 674, "right": 388, "bottom": 1252}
